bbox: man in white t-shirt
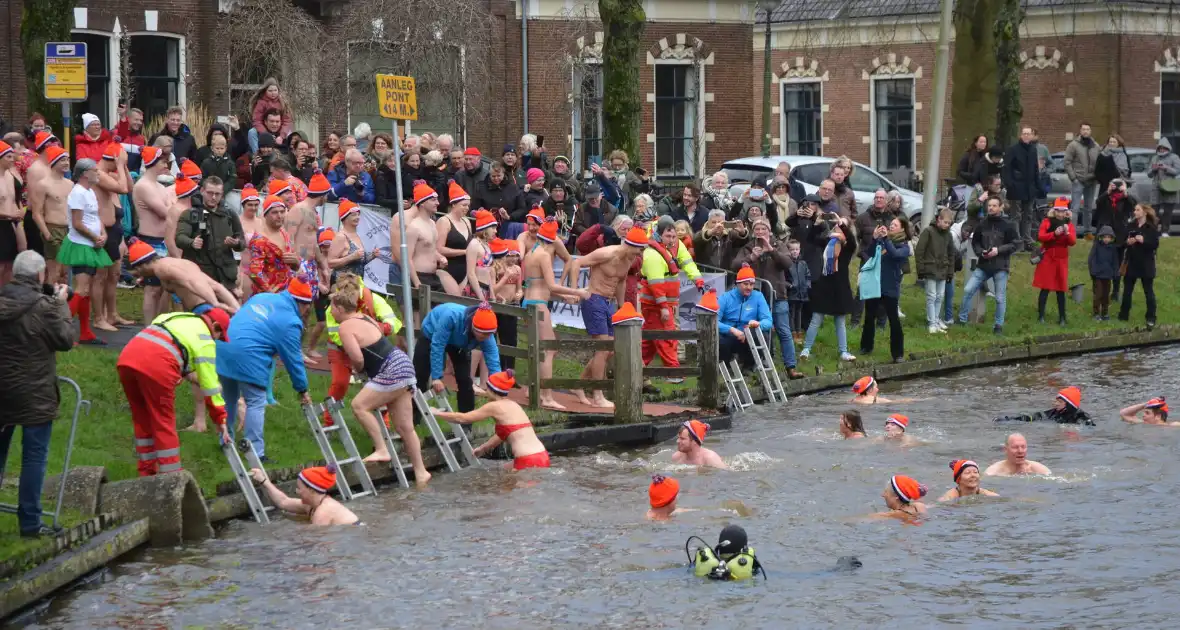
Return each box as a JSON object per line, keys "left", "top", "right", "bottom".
{"left": 60, "top": 159, "right": 112, "bottom": 344}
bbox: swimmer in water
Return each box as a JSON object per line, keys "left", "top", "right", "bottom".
{"left": 881, "top": 414, "right": 920, "bottom": 446}
{"left": 647, "top": 474, "right": 693, "bottom": 521}
{"left": 839, "top": 410, "right": 866, "bottom": 439}
{"left": 873, "top": 475, "right": 928, "bottom": 521}
{"left": 985, "top": 433, "right": 1052, "bottom": 476}
{"left": 248, "top": 464, "right": 360, "bottom": 525}
{"left": 1120, "top": 397, "right": 1180, "bottom": 426}
{"left": 938, "top": 459, "right": 999, "bottom": 501}
{"left": 994, "top": 386, "right": 1093, "bottom": 425}
{"left": 432, "top": 370, "right": 550, "bottom": 470}
{"left": 671, "top": 420, "right": 728, "bottom": 469}
{"left": 850, "top": 375, "right": 919, "bottom": 405}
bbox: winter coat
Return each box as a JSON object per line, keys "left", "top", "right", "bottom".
{"left": 251, "top": 95, "right": 293, "bottom": 137}
{"left": 149, "top": 124, "right": 198, "bottom": 164}
{"left": 421, "top": 303, "right": 501, "bottom": 380}
{"left": 875, "top": 237, "right": 911, "bottom": 299}
{"left": 670, "top": 203, "right": 710, "bottom": 235}
{"left": 1032, "top": 218, "right": 1076, "bottom": 292}
{"left": 1002, "top": 140, "right": 1040, "bottom": 202}
{"left": 971, "top": 154, "right": 1004, "bottom": 189}
{"left": 854, "top": 207, "right": 893, "bottom": 263}
{"left": 455, "top": 163, "right": 490, "bottom": 201}
{"left": 176, "top": 202, "right": 246, "bottom": 290}
{"left": 373, "top": 165, "right": 404, "bottom": 210}
{"left": 1094, "top": 148, "right": 1130, "bottom": 193}
{"left": 957, "top": 150, "right": 985, "bottom": 186}
{"left": 692, "top": 230, "right": 729, "bottom": 270}
{"left": 833, "top": 183, "right": 857, "bottom": 218}
{"left": 1123, "top": 219, "right": 1159, "bottom": 279}
{"left": 474, "top": 176, "right": 526, "bottom": 222}
{"left": 1149, "top": 139, "right": 1180, "bottom": 205}
{"left": 327, "top": 164, "right": 376, "bottom": 204}
{"left": 1063, "top": 137, "right": 1100, "bottom": 183}
{"left": 400, "top": 166, "right": 423, "bottom": 200}
{"left": 572, "top": 200, "right": 618, "bottom": 239}
{"left": 522, "top": 187, "right": 548, "bottom": 213}
{"left": 720, "top": 230, "right": 750, "bottom": 271}
{"left": 808, "top": 223, "right": 857, "bottom": 315}
{"left": 786, "top": 213, "right": 826, "bottom": 278}
{"left": 112, "top": 118, "right": 146, "bottom": 171}
{"left": 218, "top": 292, "right": 309, "bottom": 392}
{"left": 422, "top": 166, "right": 450, "bottom": 210}
{"left": 200, "top": 154, "right": 237, "bottom": 192}
{"left": 701, "top": 188, "right": 735, "bottom": 217}
{"left": 971, "top": 214, "right": 1020, "bottom": 274}
{"left": 1088, "top": 240, "right": 1120, "bottom": 280}
{"left": 0, "top": 277, "right": 75, "bottom": 428}
{"left": 732, "top": 236, "right": 793, "bottom": 299}
{"left": 787, "top": 258, "right": 811, "bottom": 301}
{"left": 195, "top": 124, "right": 239, "bottom": 165}
{"left": 1093, "top": 191, "right": 1135, "bottom": 235}
{"left": 74, "top": 129, "right": 113, "bottom": 164}
{"left": 548, "top": 170, "right": 583, "bottom": 202}
{"left": 716, "top": 286, "right": 773, "bottom": 335}
{"left": 915, "top": 223, "right": 953, "bottom": 280}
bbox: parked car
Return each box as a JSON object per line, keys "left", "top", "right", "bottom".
{"left": 1047, "top": 148, "right": 1155, "bottom": 207}
{"left": 719, "top": 155, "right": 926, "bottom": 225}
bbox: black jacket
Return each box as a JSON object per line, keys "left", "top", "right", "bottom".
{"left": 473, "top": 176, "right": 526, "bottom": 222}
{"left": 786, "top": 213, "right": 826, "bottom": 276}
{"left": 808, "top": 223, "right": 857, "bottom": 315}
{"left": 1088, "top": 241, "right": 1120, "bottom": 280}
{"left": 1093, "top": 192, "right": 1135, "bottom": 235}
{"left": 149, "top": 124, "right": 198, "bottom": 164}
{"left": 971, "top": 214, "right": 1020, "bottom": 273}
{"left": 374, "top": 165, "right": 403, "bottom": 210}
{"left": 670, "top": 204, "right": 710, "bottom": 234}
{"left": 1002, "top": 141, "right": 1040, "bottom": 201}
{"left": 455, "top": 163, "right": 490, "bottom": 201}
{"left": 957, "top": 150, "right": 984, "bottom": 186}
{"left": 0, "top": 277, "right": 75, "bottom": 427}
{"left": 1123, "top": 219, "right": 1159, "bottom": 279}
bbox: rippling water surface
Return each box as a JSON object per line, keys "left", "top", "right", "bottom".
{"left": 19, "top": 346, "right": 1180, "bottom": 629}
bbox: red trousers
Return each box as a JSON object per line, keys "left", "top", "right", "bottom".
{"left": 325, "top": 347, "right": 388, "bottom": 427}
{"left": 641, "top": 302, "right": 679, "bottom": 367}
{"left": 117, "top": 336, "right": 183, "bottom": 476}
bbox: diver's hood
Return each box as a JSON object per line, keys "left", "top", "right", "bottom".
{"left": 716, "top": 525, "right": 748, "bottom": 556}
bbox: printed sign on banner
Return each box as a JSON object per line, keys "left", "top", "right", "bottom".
{"left": 358, "top": 207, "right": 392, "bottom": 290}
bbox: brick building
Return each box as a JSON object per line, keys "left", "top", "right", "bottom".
{"left": 1, "top": 0, "right": 1178, "bottom": 185}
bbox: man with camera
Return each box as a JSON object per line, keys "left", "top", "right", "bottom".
{"left": 327, "top": 149, "right": 375, "bottom": 204}
{"left": 0, "top": 251, "right": 76, "bottom": 537}
{"left": 176, "top": 177, "right": 244, "bottom": 294}
{"left": 1094, "top": 178, "right": 1136, "bottom": 299}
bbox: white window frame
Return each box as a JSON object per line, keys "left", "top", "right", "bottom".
{"left": 779, "top": 79, "right": 823, "bottom": 157}
{"left": 868, "top": 74, "right": 915, "bottom": 172}
{"left": 1162, "top": 70, "right": 1180, "bottom": 149}
{"left": 70, "top": 29, "right": 120, "bottom": 126}
{"left": 571, "top": 62, "right": 604, "bottom": 173}
{"left": 344, "top": 40, "right": 466, "bottom": 140}
{"left": 124, "top": 32, "right": 186, "bottom": 115}
{"left": 651, "top": 59, "right": 704, "bottom": 178}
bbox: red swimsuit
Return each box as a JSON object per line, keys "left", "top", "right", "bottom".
{"left": 494, "top": 423, "right": 551, "bottom": 470}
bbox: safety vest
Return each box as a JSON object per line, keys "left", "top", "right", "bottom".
{"left": 145, "top": 312, "right": 225, "bottom": 411}
{"left": 639, "top": 240, "right": 701, "bottom": 310}
{"left": 326, "top": 279, "right": 402, "bottom": 347}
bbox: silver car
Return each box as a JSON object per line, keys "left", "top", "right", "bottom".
{"left": 1047, "top": 148, "right": 1155, "bottom": 206}
{"left": 719, "top": 155, "right": 926, "bottom": 224}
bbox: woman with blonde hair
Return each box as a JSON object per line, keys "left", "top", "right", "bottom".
{"left": 518, "top": 134, "right": 547, "bottom": 172}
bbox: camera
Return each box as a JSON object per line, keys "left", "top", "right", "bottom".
{"left": 43, "top": 283, "right": 74, "bottom": 302}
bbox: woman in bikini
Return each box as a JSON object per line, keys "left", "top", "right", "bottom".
{"left": 332, "top": 278, "right": 431, "bottom": 485}
{"left": 522, "top": 219, "right": 590, "bottom": 410}
{"left": 938, "top": 460, "right": 999, "bottom": 502}
{"left": 471, "top": 237, "right": 522, "bottom": 393}
{"left": 248, "top": 463, "right": 360, "bottom": 525}
{"left": 327, "top": 199, "right": 370, "bottom": 284}
{"left": 463, "top": 209, "right": 498, "bottom": 301}
{"left": 435, "top": 180, "right": 472, "bottom": 295}
{"left": 236, "top": 184, "right": 264, "bottom": 300}
{"left": 872, "top": 475, "right": 928, "bottom": 522}
{"left": 433, "top": 370, "right": 550, "bottom": 471}
{"left": 518, "top": 207, "right": 572, "bottom": 285}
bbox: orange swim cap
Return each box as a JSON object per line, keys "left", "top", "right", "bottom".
{"left": 890, "top": 475, "right": 927, "bottom": 503}
{"left": 852, "top": 376, "right": 875, "bottom": 395}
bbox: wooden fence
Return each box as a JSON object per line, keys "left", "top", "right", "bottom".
{"left": 386, "top": 283, "right": 720, "bottom": 423}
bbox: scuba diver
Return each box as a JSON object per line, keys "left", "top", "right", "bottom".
{"left": 1120, "top": 397, "right": 1180, "bottom": 426}
{"left": 993, "top": 386, "right": 1094, "bottom": 425}
{"left": 687, "top": 525, "right": 765, "bottom": 581}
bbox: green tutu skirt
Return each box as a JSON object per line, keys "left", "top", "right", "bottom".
{"left": 56, "top": 238, "right": 113, "bottom": 268}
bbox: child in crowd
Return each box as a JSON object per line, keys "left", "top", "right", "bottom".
{"left": 785, "top": 239, "right": 810, "bottom": 341}
{"left": 1088, "top": 225, "right": 1119, "bottom": 320}
{"left": 492, "top": 239, "right": 523, "bottom": 305}
{"left": 673, "top": 220, "right": 695, "bottom": 257}
{"left": 200, "top": 134, "right": 236, "bottom": 191}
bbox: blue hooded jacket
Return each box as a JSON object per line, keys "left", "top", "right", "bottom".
{"left": 216, "top": 292, "right": 309, "bottom": 392}
{"left": 421, "top": 303, "right": 501, "bottom": 380}
{"left": 716, "top": 286, "right": 773, "bottom": 335}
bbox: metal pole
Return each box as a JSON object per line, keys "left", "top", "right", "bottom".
{"left": 393, "top": 119, "right": 414, "bottom": 356}
{"left": 521, "top": 0, "right": 529, "bottom": 134}
{"left": 61, "top": 102, "right": 71, "bottom": 156}
{"left": 760, "top": 16, "right": 772, "bottom": 158}
{"left": 920, "top": 0, "right": 954, "bottom": 229}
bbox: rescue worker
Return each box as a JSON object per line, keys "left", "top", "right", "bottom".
{"left": 116, "top": 307, "right": 231, "bottom": 476}
{"left": 322, "top": 272, "right": 402, "bottom": 425}
{"left": 413, "top": 301, "right": 501, "bottom": 412}
{"left": 639, "top": 216, "right": 704, "bottom": 373}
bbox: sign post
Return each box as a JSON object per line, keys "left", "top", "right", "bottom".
{"left": 376, "top": 74, "right": 419, "bottom": 354}
{"left": 44, "top": 42, "right": 89, "bottom": 156}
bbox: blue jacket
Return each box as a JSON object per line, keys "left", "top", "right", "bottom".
{"left": 877, "top": 237, "right": 912, "bottom": 299}
{"left": 422, "top": 303, "right": 501, "bottom": 380}
{"left": 327, "top": 164, "right": 376, "bottom": 204}
{"left": 716, "top": 286, "right": 773, "bottom": 335}
{"left": 217, "top": 292, "right": 309, "bottom": 392}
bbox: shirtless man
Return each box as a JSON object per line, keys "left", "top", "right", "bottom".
{"left": 564, "top": 226, "right": 648, "bottom": 407}
{"left": 938, "top": 459, "right": 999, "bottom": 502}
{"left": 0, "top": 141, "right": 22, "bottom": 286}
{"left": 1120, "top": 397, "right": 1180, "bottom": 426}
{"left": 132, "top": 146, "right": 174, "bottom": 323}
{"left": 518, "top": 207, "right": 572, "bottom": 280}
{"left": 248, "top": 195, "right": 299, "bottom": 294}
{"left": 882, "top": 414, "right": 919, "bottom": 446}
{"left": 248, "top": 464, "right": 359, "bottom": 525}
{"left": 285, "top": 172, "right": 330, "bottom": 359}
{"left": 850, "top": 375, "right": 918, "bottom": 405}
{"left": 28, "top": 133, "right": 70, "bottom": 285}
{"left": 126, "top": 240, "right": 240, "bottom": 313}
{"left": 985, "top": 433, "right": 1052, "bottom": 476}
{"left": 404, "top": 181, "right": 448, "bottom": 290}
{"left": 671, "top": 420, "right": 728, "bottom": 469}
{"left": 91, "top": 143, "right": 133, "bottom": 331}
{"left": 646, "top": 474, "right": 684, "bottom": 521}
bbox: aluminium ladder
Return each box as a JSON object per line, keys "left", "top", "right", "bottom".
{"left": 748, "top": 326, "right": 787, "bottom": 403}
{"left": 301, "top": 401, "right": 377, "bottom": 501}
{"left": 719, "top": 358, "right": 754, "bottom": 412}
{"left": 411, "top": 387, "right": 481, "bottom": 475}
{"left": 221, "top": 437, "right": 273, "bottom": 524}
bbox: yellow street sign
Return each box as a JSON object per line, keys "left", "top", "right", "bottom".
{"left": 44, "top": 42, "right": 88, "bottom": 102}
{"left": 376, "top": 74, "right": 418, "bottom": 121}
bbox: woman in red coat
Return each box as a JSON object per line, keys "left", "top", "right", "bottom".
{"left": 1033, "top": 198, "right": 1077, "bottom": 324}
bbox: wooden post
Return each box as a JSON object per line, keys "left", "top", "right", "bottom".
{"left": 613, "top": 321, "right": 644, "bottom": 425}
{"left": 696, "top": 311, "right": 719, "bottom": 410}
{"left": 526, "top": 303, "right": 542, "bottom": 409}
{"left": 416, "top": 284, "right": 432, "bottom": 328}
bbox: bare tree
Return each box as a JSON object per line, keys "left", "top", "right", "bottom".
{"left": 221, "top": 0, "right": 326, "bottom": 122}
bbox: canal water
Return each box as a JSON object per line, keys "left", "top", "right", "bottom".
{"left": 16, "top": 346, "right": 1180, "bottom": 629}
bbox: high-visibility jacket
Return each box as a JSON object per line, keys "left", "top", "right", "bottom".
{"left": 639, "top": 239, "right": 701, "bottom": 311}
{"left": 326, "top": 280, "right": 402, "bottom": 347}
{"left": 152, "top": 312, "right": 227, "bottom": 426}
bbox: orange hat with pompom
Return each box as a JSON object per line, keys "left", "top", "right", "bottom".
{"left": 474, "top": 209, "right": 498, "bottom": 231}
{"left": 472, "top": 301, "right": 498, "bottom": 334}
{"left": 736, "top": 263, "right": 756, "bottom": 283}
{"left": 267, "top": 178, "right": 291, "bottom": 197}
{"left": 174, "top": 177, "right": 198, "bottom": 199}
{"left": 649, "top": 474, "right": 679, "bottom": 508}
{"left": 180, "top": 159, "right": 202, "bottom": 181}
{"left": 1146, "top": 396, "right": 1169, "bottom": 414}
{"left": 490, "top": 238, "right": 509, "bottom": 258}
{"left": 885, "top": 413, "right": 909, "bottom": 432}
{"left": 101, "top": 142, "right": 122, "bottom": 161}
{"left": 287, "top": 275, "right": 315, "bottom": 302}
{"left": 537, "top": 218, "right": 559, "bottom": 243}
{"left": 487, "top": 370, "right": 516, "bottom": 395}
{"left": 240, "top": 184, "right": 260, "bottom": 204}
{"left": 34, "top": 131, "right": 57, "bottom": 152}
{"left": 338, "top": 199, "right": 360, "bottom": 221}
{"left": 527, "top": 207, "right": 546, "bottom": 224}
{"left": 682, "top": 420, "right": 710, "bottom": 445}
{"left": 307, "top": 172, "right": 331, "bottom": 196}
{"left": 127, "top": 240, "right": 158, "bottom": 266}
{"left": 447, "top": 180, "right": 470, "bottom": 204}
{"left": 949, "top": 459, "right": 978, "bottom": 482}
{"left": 45, "top": 146, "right": 69, "bottom": 168}
{"left": 852, "top": 376, "right": 875, "bottom": 394}
{"left": 695, "top": 289, "right": 719, "bottom": 313}
{"left": 891, "top": 475, "right": 928, "bottom": 503}
{"left": 412, "top": 180, "right": 438, "bottom": 206}
{"left": 299, "top": 463, "right": 337, "bottom": 494}
{"left": 623, "top": 226, "right": 649, "bottom": 248}
{"left": 262, "top": 195, "right": 286, "bottom": 215}
{"left": 318, "top": 228, "right": 336, "bottom": 246}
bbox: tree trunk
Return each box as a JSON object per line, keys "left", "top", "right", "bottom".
{"left": 21, "top": 0, "right": 76, "bottom": 132}
{"left": 951, "top": 0, "right": 999, "bottom": 157}
{"left": 993, "top": 0, "right": 1024, "bottom": 149}
{"left": 598, "top": 0, "right": 645, "bottom": 162}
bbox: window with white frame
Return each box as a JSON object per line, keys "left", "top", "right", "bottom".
{"left": 346, "top": 42, "right": 464, "bottom": 140}
{"left": 571, "top": 64, "right": 603, "bottom": 172}
{"left": 781, "top": 81, "right": 822, "bottom": 156}
{"left": 228, "top": 54, "right": 270, "bottom": 122}
{"left": 1163, "top": 73, "right": 1180, "bottom": 152}
{"left": 872, "top": 77, "right": 914, "bottom": 172}
{"left": 72, "top": 32, "right": 111, "bottom": 125}
{"left": 654, "top": 64, "right": 697, "bottom": 177}
{"left": 129, "top": 35, "right": 180, "bottom": 122}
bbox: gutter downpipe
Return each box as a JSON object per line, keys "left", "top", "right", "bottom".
{"left": 522, "top": 0, "right": 530, "bottom": 134}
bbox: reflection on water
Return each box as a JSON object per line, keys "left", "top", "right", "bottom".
{"left": 18, "top": 346, "right": 1180, "bottom": 629}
